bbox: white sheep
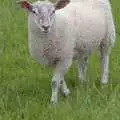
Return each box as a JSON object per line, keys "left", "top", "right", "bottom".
{"left": 18, "top": 0, "right": 116, "bottom": 104}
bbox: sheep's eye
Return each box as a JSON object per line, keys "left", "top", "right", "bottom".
{"left": 52, "top": 10, "right": 55, "bottom": 14}
{"left": 50, "top": 10, "right": 55, "bottom": 16}
{"left": 32, "top": 8, "right": 39, "bottom": 15}
{"left": 32, "top": 10, "right": 36, "bottom": 14}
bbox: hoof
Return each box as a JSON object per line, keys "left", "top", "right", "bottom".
{"left": 50, "top": 97, "right": 57, "bottom": 105}
{"left": 50, "top": 101, "right": 57, "bottom": 105}
{"left": 101, "top": 80, "right": 108, "bottom": 85}
{"left": 62, "top": 89, "right": 70, "bottom": 97}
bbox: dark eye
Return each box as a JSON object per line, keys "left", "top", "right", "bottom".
{"left": 52, "top": 10, "right": 55, "bottom": 14}
{"left": 51, "top": 10, "right": 55, "bottom": 16}
{"left": 32, "top": 8, "right": 39, "bottom": 15}
{"left": 32, "top": 10, "right": 36, "bottom": 14}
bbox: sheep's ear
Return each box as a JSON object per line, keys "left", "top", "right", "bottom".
{"left": 17, "top": 0, "right": 33, "bottom": 12}
{"left": 54, "top": 0, "right": 70, "bottom": 10}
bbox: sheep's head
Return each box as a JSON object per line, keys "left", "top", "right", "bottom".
{"left": 18, "top": 0, "right": 70, "bottom": 33}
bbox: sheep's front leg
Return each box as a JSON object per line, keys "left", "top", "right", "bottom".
{"left": 51, "top": 73, "right": 60, "bottom": 104}
{"left": 78, "top": 57, "right": 88, "bottom": 83}
{"left": 60, "top": 79, "right": 70, "bottom": 97}
{"left": 51, "top": 59, "right": 72, "bottom": 104}
{"left": 100, "top": 46, "right": 111, "bottom": 84}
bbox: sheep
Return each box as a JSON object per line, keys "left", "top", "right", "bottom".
{"left": 18, "top": 0, "right": 116, "bottom": 104}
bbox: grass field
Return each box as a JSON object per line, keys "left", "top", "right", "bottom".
{"left": 0, "top": 0, "right": 120, "bottom": 120}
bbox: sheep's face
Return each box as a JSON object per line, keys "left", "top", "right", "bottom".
{"left": 18, "top": 0, "right": 70, "bottom": 33}
{"left": 32, "top": 3, "right": 55, "bottom": 33}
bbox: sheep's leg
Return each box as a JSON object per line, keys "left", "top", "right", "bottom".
{"left": 78, "top": 57, "right": 88, "bottom": 83}
{"left": 51, "top": 73, "right": 60, "bottom": 104}
{"left": 100, "top": 46, "right": 111, "bottom": 84}
{"left": 51, "top": 59, "right": 72, "bottom": 104}
{"left": 60, "top": 79, "right": 70, "bottom": 97}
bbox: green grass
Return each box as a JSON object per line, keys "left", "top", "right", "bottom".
{"left": 0, "top": 0, "right": 120, "bottom": 120}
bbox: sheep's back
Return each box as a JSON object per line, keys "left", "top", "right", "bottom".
{"left": 56, "top": 2, "right": 106, "bottom": 57}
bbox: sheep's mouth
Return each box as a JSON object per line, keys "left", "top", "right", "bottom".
{"left": 43, "top": 30, "right": 49, "bottom": 33}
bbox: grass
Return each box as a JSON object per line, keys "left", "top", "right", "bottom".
{"left": 0, "top": 0, "right": 120, "bottom": 120}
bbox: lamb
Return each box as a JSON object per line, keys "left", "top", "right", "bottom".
{"left": 18, "top": 0, "right": 116, "bottom": 104}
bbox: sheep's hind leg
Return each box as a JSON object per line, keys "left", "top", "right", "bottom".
{"left": 78, "top": 57, "right": 88, "bottom": 84}
{"left": 51, "top": 59, "right": 72, "bottom": 104}
{"left": 100, "top": 45, "right": 111, "bottom": 84}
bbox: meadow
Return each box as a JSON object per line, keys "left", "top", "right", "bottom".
{"left": 0, "top": 0, "right": 120, "bottom": 120}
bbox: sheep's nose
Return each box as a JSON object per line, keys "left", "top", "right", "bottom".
{"left": 42, "top": 25, "right": 50, "bottom": 31}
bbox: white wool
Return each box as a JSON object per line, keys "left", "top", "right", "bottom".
{"left": 28, "top": 0, "right": 115, "bottom": 65}
{"left": 27, "top": 0, "right": 116, "bottom": 103}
